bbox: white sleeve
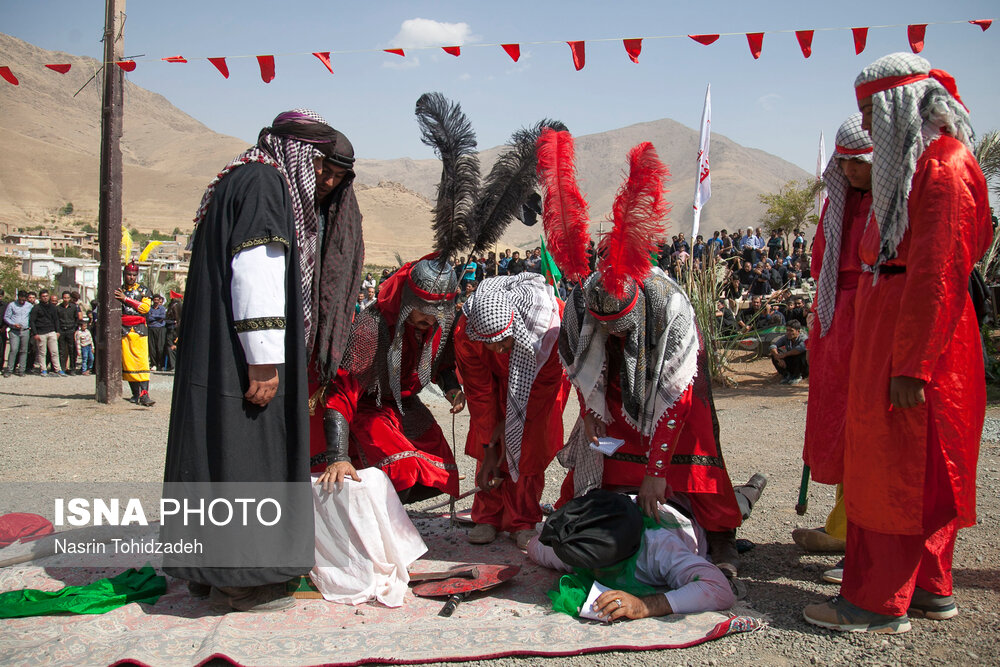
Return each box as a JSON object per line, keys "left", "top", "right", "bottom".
{"left": 640, "top": 529, "right": 735, "bottom": 614}
{"left": 526, "top": 536, "right": 573, "bottom": 573}
{"left": 231, "top": 242, "right": 286, "bottom": 365}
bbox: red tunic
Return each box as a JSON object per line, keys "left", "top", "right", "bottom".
{"left": 844, "top": 135, "right": 991, "bottom": 535}
{"left": 314, "top": 321, "right": 460, "bottom": 497}
{"left": 803, "top": 188, "right": 871, "bottom": 484}
{"left": 454, "top": 310, "right": 571, "bottom": 531}
{"left": 558, "top": 339, "right": 742, "bottom": 532}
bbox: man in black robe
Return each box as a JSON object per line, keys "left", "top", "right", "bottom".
{"left": 162, "top": 109, "right": 362, "bottom": 613}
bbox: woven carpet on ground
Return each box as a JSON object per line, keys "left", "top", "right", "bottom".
{"left": 0, "top": 515, "right": 764, "bottom": 666}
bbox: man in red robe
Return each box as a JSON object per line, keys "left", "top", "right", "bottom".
{"left": 794, "top": 114, "right": 873, "bottom": 558}
{"left": 454, "top": 274, "right": 570, "bottom": 549}
{"left": 313, "top": 256, "right": 465, "bottom": 503}
{"left": 804, "top": 53, "right": 992, "bottom": 634}
{"left": 556, "top": 268, "right": 749, "bottom": 576}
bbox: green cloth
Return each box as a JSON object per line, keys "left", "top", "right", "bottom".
{"left": 548, "top": 515, "right": 663, "bottom": 617}
{"left": 539, "top": 235, "right": 563, "bottom": 297}
{"left": 0, "top": 565, "right": 166, "bottom": 618}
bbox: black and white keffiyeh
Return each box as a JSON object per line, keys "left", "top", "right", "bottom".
{"left": 192, "top": 108, "right": 350, "bottom": 346}
{"left": 815, "top": 114, "right": 872, "bottom": 336}
{"left": 855, "top": 53, "right": 974, "bottom": 270}
{"left": 462, "top": 274, "right": 561, "bottom": 481}
{"left": 557, "top": 268, "right": 700, "bottom": 495}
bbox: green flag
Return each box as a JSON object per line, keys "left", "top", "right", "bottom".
{"left": 539, "top": 235, "right": 563, "bottom": 297}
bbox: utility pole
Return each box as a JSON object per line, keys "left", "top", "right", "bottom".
{"left": 95, "top": 0, "right": 125, "bottom": 403}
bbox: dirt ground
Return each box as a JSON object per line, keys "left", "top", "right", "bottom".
{"left": 0, "top": 355, "right": 998, "bottom": 666}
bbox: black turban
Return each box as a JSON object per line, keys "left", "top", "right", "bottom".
{"left": 539, "top": 489, "right": 644, "bottom": 569}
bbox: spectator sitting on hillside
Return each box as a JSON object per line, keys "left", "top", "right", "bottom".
{"left": 361, "top": 273, "right": 377, "bottom": 290}
{"left": 769, "top": 321, "right": 808, "bottom": 384}
{"left": 763, "top": 302, "right": 786, "bottom": 327}
{"left": 737, "top": 261, "right": 755, "bottom": 292}
{"left": 787, "top": 261, "right": 803, "bottom": 289}
{"left": 769, "top": 259, "right": 788, "bottom": 291}
{"left": 749, "top": 262, "right": 771, "bottom": 296}
{"left": 737, "top": 295, "right": 765, "bottom": 332}
{"left": 716, "top": 299, "right": 738, "bottom": 336}
{"left": 785, "top": 297, "right": 809, "bottom": 328}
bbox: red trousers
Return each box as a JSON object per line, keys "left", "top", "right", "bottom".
{"left": 471, "top": 461, "right": 545, "bottom": 533}
{"left": 841, "top": 518, "right": 957, "bottom": 616}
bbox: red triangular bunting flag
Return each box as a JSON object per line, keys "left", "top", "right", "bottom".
{"left": 313, "top": 52, "right": 333, "bottom": 74}
{"left": 384, "top": 48, "right": 405, "bottom": 57}
{"left": 169, "top": 290, "right": 184, "bottom": 300}
{"left": 257, "top": 55, "right": 275, "bottom": 83}
{"left": 162, "top": 55, "right": 187, "bottom": 63}
{"left": 208, "top": 57, "right": 230, "bottom": 78}
{"left": 746, "top": 33, "right": 764, "bottom": 59}
{"left": 795, "top": 30, "right": 814, "bottom": 58}
{"left": 908, "top": 24, "right": 927, "bottom": 53}
{"left": 0, "top": 66, "right": 18, "bottom": 85}
{"left": 852, "top": 27, "right": 869, "bottom": 55}
{"left": 623, "top": 39, "right": 642, "bottom": 63}
{"left": 442, "top": 46, "right": 461, "bottom": 57}
{"left": 502, "top": 44, "right": 520, "bottom": 62}
{"left": 970, "top": 19, "right": 992, "bottom": 31}
{"left": 688, "top": 34, "right": 720, "bottom": 46}
{"left": 568, "top": 41, "right": 585, "bottom": 71}
{"left": 45, "top": 64, "right": 72, "bottom": 74}
{"left": 116, "top": 60, "right": 136, "bottom": 72}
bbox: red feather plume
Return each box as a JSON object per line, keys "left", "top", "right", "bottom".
{"left": 598, "top": 142, "right": 671, "bottom": 299}
{"left": 536, "top": 128, "right": 591, "bottom": 281}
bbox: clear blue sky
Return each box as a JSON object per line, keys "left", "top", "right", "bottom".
{"left": 3, "top": 1, "right": 998, "bottom": 172}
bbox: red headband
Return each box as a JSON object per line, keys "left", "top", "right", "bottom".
{"left": 588, "top": 287, "right": 639, "bottom": 321}
{"left": 471, "top": 311, "right": 515, "bottom": 339}
{"left": 855, "top": 69, "right": 968, "bottom": 112}
{"left": 835, "top": 144, "right": 873, "bottom": 156}
{"left": 406, "top": 274, "right": 457, "bottom": 302}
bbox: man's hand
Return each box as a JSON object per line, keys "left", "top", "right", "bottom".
{"left": 476, "top": 446, "right": 504, "bottom": 491}
{"left": 583, "top": 412, "right": 606, "bottom": 445}
{"left": 637, "top": 474, "right": 670, "bottom": 521}
{"left": 593, "top": 590, "right": 671, "bottom": 621}
{"left": 245, "top": 364, "right": 279, "bottom": 407}
{"left": 316, "top": 461, "right": 361, "bottom": 493}
{"left": 113, "top": 288, "right": 125, "bottom": 302}
{"left": 447, "top": 389, "right": 466, "bottom": 414}
{"left": 890, "top": 375, "right": 926, "bottom": 410}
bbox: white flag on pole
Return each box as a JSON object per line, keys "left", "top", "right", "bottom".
{"left": 816, "top": 130, "right": 826, "bottom": 215}
{"left": 692, "top": 84, "right": 711, "bottom": 240}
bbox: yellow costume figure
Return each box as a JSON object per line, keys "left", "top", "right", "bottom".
{"left": 116, "top": 261, "right": 154, "bottom": 406}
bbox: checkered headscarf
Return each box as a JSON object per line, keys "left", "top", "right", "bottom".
{"left": 193, "top": 108, "right": 342, "bottom": 344}
{"left": 815, "top": 114, "right": 872, "bottom": 335}
{"left": 854, "top": 53, "right": 974, "bottom": 269}
{"left": 462, "top": 274, "right": 561, "bottom": 481}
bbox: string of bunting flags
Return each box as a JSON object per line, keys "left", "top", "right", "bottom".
{"left": 0, "top": 18, "right": 993, "bottom": 86}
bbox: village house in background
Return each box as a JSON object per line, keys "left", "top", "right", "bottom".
{"left": 0, "top": 221, "right": 190, "bottom": 301}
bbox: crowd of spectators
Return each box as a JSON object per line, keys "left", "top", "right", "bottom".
{"left": 1, "top": 286, "right": 181, "bottom": 378}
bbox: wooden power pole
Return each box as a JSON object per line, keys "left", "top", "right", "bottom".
{"left": 96, "top": 0, "right": 125, "bottom": 403}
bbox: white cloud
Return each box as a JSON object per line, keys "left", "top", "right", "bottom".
{"left": 390, "top": 18, "right": 476, "bottom": 48}
{"left": 458, "top": 73, "right": 472, "bottom": 81}
{"left": 757, "top": 93, "right": 782, "bottom": 111}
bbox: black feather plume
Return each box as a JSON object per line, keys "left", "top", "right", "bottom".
{"left": 470, "top": 119, "right": 568, "bottom": 255}
{"left": 415, "top": 92, "right": 480, "bottom": 262}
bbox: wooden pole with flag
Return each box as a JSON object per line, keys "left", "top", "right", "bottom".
{"left": 96, "top": 0, "right": 125, "bottom": 403}
{"left": 691, "top": 83, "right": 712, "bottom": 241}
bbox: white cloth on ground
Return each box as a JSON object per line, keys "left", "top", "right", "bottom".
{"left": 527, "top": 499, "right": 733, "bottom": 614}
{"left": 310, "top": 467, "right": 427, "bottom": 607}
